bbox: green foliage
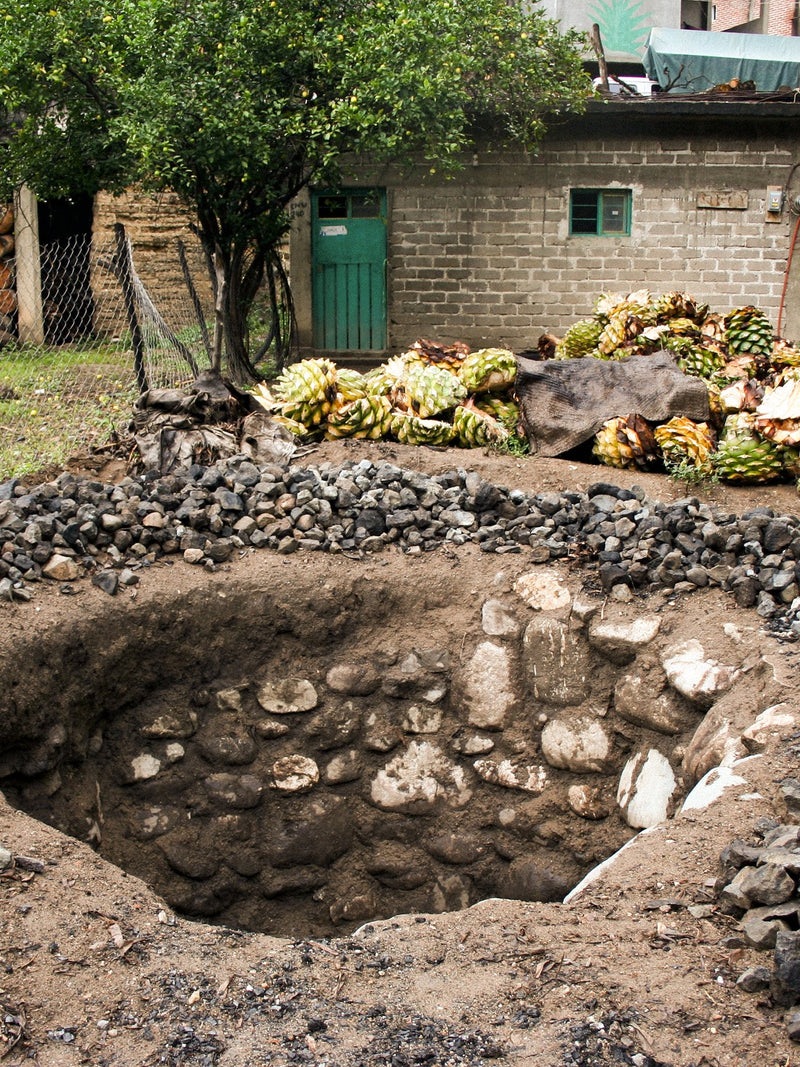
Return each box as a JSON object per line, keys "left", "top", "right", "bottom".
{"left": 663, "top": 455, "right": 718, "bottom": 490}
{"left": 493, "top": 431, "right": 531, "bottom": 458}
{"left": 0, "top": 0, "right": 590, "bottom": 378}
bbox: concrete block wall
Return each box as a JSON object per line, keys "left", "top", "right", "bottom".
{"left": 380, "top": 117, "right": 800, "bottom": 353}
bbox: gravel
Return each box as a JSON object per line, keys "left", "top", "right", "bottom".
{"left": 2, "top": 456, "right": 800, "bottom": 636}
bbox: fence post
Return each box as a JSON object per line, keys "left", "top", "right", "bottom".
{"left": 113, "top": 223, "right": 148, "bottom": 394}
{"left": 14, "top": 186, "right": 45, "bottom": 345}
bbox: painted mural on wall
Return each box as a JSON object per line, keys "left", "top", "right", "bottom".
{"left": 539, "top": 0, "right": 680, "bottom": 60}
{"left": 589, "top": 0, "right": 651, "bottom": 55}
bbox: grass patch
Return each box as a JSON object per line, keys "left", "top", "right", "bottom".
{"left": 0, "top": 341, "right": 137, "bottom": 480}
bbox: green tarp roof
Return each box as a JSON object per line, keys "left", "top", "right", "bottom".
{"left": 642, "top": 28, "right": 800, "bottom": 92}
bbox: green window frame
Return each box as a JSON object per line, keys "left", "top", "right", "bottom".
{"left": 570, "top": 189, "right": 632, "bottom": 236}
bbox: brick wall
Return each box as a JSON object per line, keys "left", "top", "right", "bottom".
{"left": 351, "top": 111, "right": 800, "bottom": 353}
{"left": 712, "top": 0, "right": 796, "bottom": 33}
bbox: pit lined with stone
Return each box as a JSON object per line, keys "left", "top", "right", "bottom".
{"left": 0, "top": 534, "right": 786, "bottom": 938}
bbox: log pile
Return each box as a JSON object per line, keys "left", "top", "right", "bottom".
{"left": 0, "top": 204, "right": 15, "bottom": 346}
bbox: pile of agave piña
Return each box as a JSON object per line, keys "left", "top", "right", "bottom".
{"left": 251, "top": 291, "right": 800, "bottom": 485}
{"left": 252, "top": 340, "right": 522, "bottom": 450}
{"left": 555, "top": 289, "right": 800, "bottom": 486}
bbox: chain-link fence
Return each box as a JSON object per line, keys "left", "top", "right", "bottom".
{"left": 0, "top": 226, "right": 213, "bottom": 480}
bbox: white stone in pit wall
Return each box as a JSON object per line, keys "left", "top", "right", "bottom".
{"left": 514, "top": 570, "right": 572, "bottom": 612}
{"left": 481, "top": 599, "right": 521, "bottom": 637}
{"left": 617, "top": 749, "right": 676, "bottom": 829}
{"left": 541, "top": 716, "right": 615, "bottom": 773}
{"left": 371, "top": 741, "right": 472, "bottom": 810}
{"left": 131, "top": 754, "right": 161, "bottom": 781}
{"left": 458, "top": 641, "right": 515, "bottom": 730}
{"left": 271, "top": 755, "right": 319, "bottom": 793}
{"left": 661, "top": 640, "right": 736, "bottom": 708}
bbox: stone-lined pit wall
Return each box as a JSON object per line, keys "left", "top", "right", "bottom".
{"left": 292, "top": 103, "right": 800, "bottom": 355}
{"left": 0, "top": 561, "right": 783, "bottom": 938}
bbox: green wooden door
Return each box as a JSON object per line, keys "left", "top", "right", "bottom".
{"left": 312, "top": 190, "right": 387, "bottom": 351}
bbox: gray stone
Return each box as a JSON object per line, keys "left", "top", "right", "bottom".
{"left": 614, "top": 666, "right": 696, "bottom": 735}
{"left": 160, "top": 833, "right": 220, "bottom": 879}
{"left": 781, "top": 778, "right": 800, "bottom": 816}
{"left": 786, "top": 1008, "right": 800, "bottom": 1043}
{"left": 736, "top": 966, "right": 771, "bottom": 993}
{"left": 522, "top": 616, "right": 593, "bottom": 706}
{"left": 425, "top": 832, "right": 486, "bottom": 865}
{"left": 740, "top": 902, "right": 800, "bottom": 949}
{"left": 203, "top": 773, "right": 264, "bottom": 809}
{"left": 366, "top": 843, "right": 429, "bottom": 889}
{"left": 773, "top": 930, "right": 800, "bottom": 1006}
{"left": 500, "top": 856, "right": 577, "bottom": 903}
{"left": 199, "top": 733, "right": 258, "bottom": 766}
{"left": 325, "top": 661, "right": 380, "bottom": 696}
{"left": 267, "top": 797, "right": 352, "bottom": 867}
{"left": 323, "top": 750, "right": 363, "bottom": 785}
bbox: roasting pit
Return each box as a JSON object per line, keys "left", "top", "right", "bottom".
{"left": 0, "top": 541, "right": 787, "bottom": 940}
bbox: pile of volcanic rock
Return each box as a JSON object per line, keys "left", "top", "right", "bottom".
{"left": 0, "top": 457, "right": 799, "bottom": 637}
{"left": 716, "top": 784, "right": 800, "bottom": 1040}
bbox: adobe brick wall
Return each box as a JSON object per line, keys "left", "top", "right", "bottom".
{"left": 310, "top": 110, "right": 800, "bottom": 354}
{"left": 92, "top": 188, "right": 209, "bottom": 338}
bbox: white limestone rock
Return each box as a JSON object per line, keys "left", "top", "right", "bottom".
{"left": 473, "top": 757, "right": 549, "bottom": 795}
{"left": 617, "top": 749, "right": 677, "bottom": 829}
{"left": 661, "top": 640, "right": 736, "bottom": 709}
{"left": 402, "top": 705, "right": 443, "bottom": 734}
{"left": 455, "top": 640, "right": 516, "bottom": 730}
{"left": 568, "top": 783, "right": 613, "bottom": 820}
{"left": 257, "top": 678, "right": 319, "bottom": 714}
{"left": 741, "top": 704, "right": 797, "bottom": 753}
{"left": 514, "top": 570, "right": 572, "bottom": 613}
{"left": 216, "top": 687, "right": 244, "bottom": 713}
{"left": 541, "top": 715, "right": 615, "bottom": 774}
{"left": 131, "top": 754, "right": 161, "bottom": 781}
{"left": 371, "top": 741, "right": 472, "bottom": 812}
{"left": 271, "top": 755, "right": 320, "bottom": 793}
{"left": 587, "top": 616, "right": 661, "bottom": 665}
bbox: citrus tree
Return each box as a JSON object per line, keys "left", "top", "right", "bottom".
{"left": 0, "top": 0, "right": 589, "bottom": 381}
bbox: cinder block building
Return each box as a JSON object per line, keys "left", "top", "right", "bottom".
{"left": 289, "top": 93, "right": 800, "bottom": 361}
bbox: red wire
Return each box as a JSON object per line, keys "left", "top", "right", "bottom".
{"left": 778, "top": 212, "right": 800, "bottom": 338}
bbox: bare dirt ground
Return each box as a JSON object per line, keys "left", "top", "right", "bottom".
{"left": 1, "top": 441, "right": 800, "bottom": 1066}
